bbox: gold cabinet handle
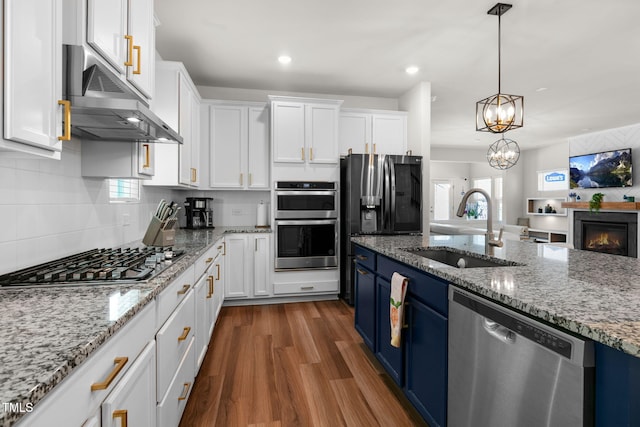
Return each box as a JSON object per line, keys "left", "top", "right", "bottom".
{"left": 301, "top": 147, "right": 305, "bottom": 161}
{"left": 177, "top": 284, "right": 190, "bottom": 295}
{"left": 240, "top": 173, "right": 243, "bottom": 186}
{"left": 216, "top": 264, "right": 221, "bottom": 280}
{"left": 310, "top": 147, "right": 314, "bottom": 161}
{"left": 206, "top": 276, "right": 214, "bottom": 298}
{"left": 58, "top": 100, "right": 71, "bottom": 141}
{"left": 301, "top": 286, "right": 314, "bottom": 290}
{"left": 406, "top": 150, "right": 413, "bottom": 156}
{"left": 356, "top": 255, "right": 367, "bottom": 261}
{"left": 206, "top": 257, "right": 213, "bottom": 264}
{"left": 124, "top": 35, "right": 134, "bottom": 67}
{"left": 348, "top": 148, "right": 353, "bottom": 155}
{"left": 177, "top": 326, "right": 191, "bottom": 342}
{"left": 190, "top": 168, "right": 197, "bottom": 183}
{"left": 113, "top": 409, "right": 128, "bottom": 427}
{"left": 142, "top": 144, "right": 150, "bottom": 168}
{"left": 222, "top": 242, "right": 226, "bottom": 255}
{"left": 178, "top": 382, "right": 191, "bottom": 401}
{"left": 356, "top": 268, "right": 368, "bottom": 276}
{"left": 133, "top": 45, "right": 141, "bottom": 74}
{"left": 249, "top": 173, "right": 252, "bottom": 186}
{"left": 365, "top": 143, "right": 369, "bottom": 154}
{"left": 91, "top": 357, "right": 128, "bottom": 391}
{"left": 373, "top": 143, "right": 377, "bottom": 154}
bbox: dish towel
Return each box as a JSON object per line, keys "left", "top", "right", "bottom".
{"left": 390, "top": 272, "right": 408, "bottom": 348}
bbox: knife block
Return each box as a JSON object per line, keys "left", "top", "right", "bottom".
{"left": 142, "top": 216, "right": 177, "bottom": 247}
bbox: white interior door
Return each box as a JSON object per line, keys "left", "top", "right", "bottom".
{"left": 431, "top": 180, "right": 453, "bottom": 221}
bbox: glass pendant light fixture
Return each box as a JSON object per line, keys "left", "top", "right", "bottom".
{"left": 487, "top": 135, "right": 520, "bottom": 170}
{"left": 476, "top": 3, "right": 523, "bottom": 133}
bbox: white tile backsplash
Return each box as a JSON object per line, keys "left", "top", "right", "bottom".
{"left": 0, "top": 143, "right": 177, "bottom": 275}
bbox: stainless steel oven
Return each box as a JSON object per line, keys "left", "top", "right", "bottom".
{"left": 275, "top": 181, "right": 338, "bottom": 219}
{"left": 274, "top": 219, "right": 338, "bottom": 270}
{"left": 274, "top": 181, "right": 339, "bottom": 270}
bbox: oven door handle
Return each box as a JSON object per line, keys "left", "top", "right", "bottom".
{"left": 275, "top": 219, "right": 337, "bottom": 226}
{"left": 275, "top": 190, "right": 337, "bottom": 197}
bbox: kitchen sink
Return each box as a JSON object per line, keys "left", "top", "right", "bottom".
{"left": 403, "top": 247, "right": 523, "bottom": 268}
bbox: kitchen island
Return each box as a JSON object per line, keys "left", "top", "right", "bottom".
{"left": 0, "top": 226, "right": 269, "bottom": 427}
{"left": 352, "top": 234, "right": 640, "bottom": 426}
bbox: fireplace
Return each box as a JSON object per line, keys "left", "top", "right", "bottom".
{"left": 574, "top": 211, "right": 637, "bottom": 257}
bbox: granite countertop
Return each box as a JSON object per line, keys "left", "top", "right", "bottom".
{"left": 0, "top": 226, "right": 271, "bottom": 427}
{"left": 351, "top": 234, "right": 640, "bottom": 359}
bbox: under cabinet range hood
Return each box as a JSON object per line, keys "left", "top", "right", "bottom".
{"left": 63, "top": 45, "right": 182, "bottom": 143}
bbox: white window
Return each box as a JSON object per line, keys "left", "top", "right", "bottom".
{"left": 109, "top": 179, "right": 140, "bottom": 203}
{"left": 494, "top": 177, "right": 503, "bottom": 222}
{"left": 537, "top": 169, "right": 569, "bottom": 191}
{"left": 471, "top": 178, "right": 492, "bottom": 220}
{"left": 432, "top": 180, "right": 452, "bottom": 220}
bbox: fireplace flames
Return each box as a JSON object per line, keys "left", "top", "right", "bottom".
{"left": 586, "top": 233, "right": 622, "bottom": 251}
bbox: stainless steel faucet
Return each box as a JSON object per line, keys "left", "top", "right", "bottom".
{"left": 456, "top": 188, "right": 503, "bottom": 254}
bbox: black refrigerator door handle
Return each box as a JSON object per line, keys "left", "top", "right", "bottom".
{"left": 382, "top": 156, "right": 391, "bottom": 231}
{"left": 389, "top": 158, "right": 396, "bottom": 232}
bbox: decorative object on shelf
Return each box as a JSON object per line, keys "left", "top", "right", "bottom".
{"left": 476, "top": 3, "right": 523, "bottom": 134}
{"left": 624, "top": 194, "right": 635, "bottom": 202}
{"left": 589, "top": 192, "right": 605, "bottom": 214}
{"left": 487, "top": 135, "right": 520, "bottom": 169}
{"left": 569, "top": 192, "right": 577, "bottom": 202}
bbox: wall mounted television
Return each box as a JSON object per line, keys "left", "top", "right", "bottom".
{"left": 569, "top": 148, "right": 632, "bottom": 188}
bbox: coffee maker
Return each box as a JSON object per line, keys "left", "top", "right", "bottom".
{"left": 184, "top": 197, "right": 214, "bottom": 229}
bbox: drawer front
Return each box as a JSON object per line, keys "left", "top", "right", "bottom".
{"left": 377, "top": 255, "right": 448, "bottom": 316}
{"left": 20, "top": 303, "right": 155, "bottom": 426}
{"left": 156, "top": 338, "right": 195, "bottom": 427}
{"left": 156, "top": 290, "right": 195, "bottom": 401}
{"left": 273, "top": 279, "right": 339, "bottom": 295}
{"left": 156, "top": 265, "right": 195, "bottom": 331}
{"left": 354, "top": 245, "right": 376, "bottom": 271}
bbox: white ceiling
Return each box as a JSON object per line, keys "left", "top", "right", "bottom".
{"left": 154, "top": 0, "right": 640, "bottom": 150}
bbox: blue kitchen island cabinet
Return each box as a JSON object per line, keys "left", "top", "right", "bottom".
{"left": 595, "top": 342, "right": 640, "bottom": 426}
{"left": 354, "top": 246, "right": 376, "bottom": 351}
{"left": 354, "top": 244, "right": 448, "bottom": 427}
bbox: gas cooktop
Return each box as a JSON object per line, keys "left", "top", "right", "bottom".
{"left": 0, "top": 247, "right": 185, "bottom": 288}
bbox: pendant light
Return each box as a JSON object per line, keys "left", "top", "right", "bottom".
{"left": 487, "top": 135, "right": 520, "bottom": 170}
{"left": 476, "top": 3, "right": 523, "bottom": 133}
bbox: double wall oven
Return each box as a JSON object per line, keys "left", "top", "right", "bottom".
{"left": 274, "top": 181, "right": 338, "bottom": 270}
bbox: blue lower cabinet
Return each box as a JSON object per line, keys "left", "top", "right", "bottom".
{"left": 405, "top": 295, "right": 448, "bottom": 427}
{"left": 595, "top": 342, "right": 640, "bottom": 426}
{"left": 375, "top": 276, "right": 403, "bottom": 386}
{"left": 354, "top": 263, "right": 376, "bottom": 351}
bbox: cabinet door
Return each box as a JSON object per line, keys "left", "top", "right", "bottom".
{"left": 213, "top": 252, "right": 225, "bottom": 324}
{"left": 178, "top": 74, "right": 193, "bottom": 186}
{"left": 126, "top": 0, "right": 154, "bottom": 98}
{"left": 405, "top": 296, "right": 447, "bottom": 427}
{"left": 253, "top": 234, "right": 271, "bottom": 297}
{"left": 375, "top": 276, "right": 403, "bottom": 386}
{"left": 224, "top": 235, "right": 250, "bottom": 298}
{"left": 194, "top": 273, "right": 209, "bottom": 371}
{"left": 247, "top": 106, "right": 270, "bottom": 189}
{"left": 210, "top": 105, "right": 245, "bottom": 188}
{"left": 101, "top": 340, "right": 156, "bottom": 427}
{"left": 354, "top": 264, "right": 376, "bottom": 351}
{"left": 339, "top": 112, "right": 371, "bottom": 155}
{"left": 272, "top": 102, "right": 305, "bottom": 163}
{"left": 4, "top": 0, "right": 63, "bottom": 157}
{"left": 87, "top": 0, "right": 127, "bottom": 73}
{"left": 372, "top": 114, "right": 407, "bottom": 155}
{"left": 190, "top": 94, "right": 200, "bottom": 187}
{"left": 306, "top": 103, "right": 339, "bottom": 163}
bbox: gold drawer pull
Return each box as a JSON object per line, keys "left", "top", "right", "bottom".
{"left": 310, "top": 147, "right": 314, "bottom": 160}
{"left": 177, "top": 284, "right": 190, "bottom": 295}
{"left": 178, "top": 382, "right": 191, "bottom": 401}
{"left": 356, "top": 268, "right": 368, "bottom": 275}
{"left": 206, "top": 257, "right": 214, "bottom": 264}
{"left": 133, "top": 45, "right": 141, "bottom": 74}
{"left": 222, "top": 242, "right": 226, "bottom": 255}
{"left": 178, "top": 327, "right": 191, "bottom": 342}
{"left": 301, "top": 286, "right": 314, "bottom": 290}
{"left": 113, "top": 409, "right": 128, "bottom": 427}
{"left": 206, "top": 276, "right": 214, "bottom": 298}
{"left": 356, "top": 255, "right": 367, "bottom": 261}
{"left": 142, "top": 143, "right": 150, "bottom": 168}
{"left": 216, "top": 264, "right": 221, "bottom": 280}
{"left": 124, "top": 35, "right": 133, "bottom": 67}
{"left": 91, "top": 357, "right": 128, "bottom": 391}
{"left": 58, "top": 100, "right": 71, "bottom": 141}
{"left": 301, "top": 147, "right": 305, "bottom": 160}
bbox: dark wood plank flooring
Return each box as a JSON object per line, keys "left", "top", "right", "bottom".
{"left": 179, "top": 300, "right": 428, "bottom": 427}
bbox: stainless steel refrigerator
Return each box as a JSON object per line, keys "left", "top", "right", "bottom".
{"left": 340, "top": 153, "right": 423, "bottom": 304}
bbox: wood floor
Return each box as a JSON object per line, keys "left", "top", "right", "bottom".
{"left": 179, "top": 300, "right": 428, "bottom": 427}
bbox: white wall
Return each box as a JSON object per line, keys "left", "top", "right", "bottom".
{"left": 183, "top": 189, "right": 270, "bottom": 227}
{"left": 0, "top": 139, "right": 178, "bottom": 275}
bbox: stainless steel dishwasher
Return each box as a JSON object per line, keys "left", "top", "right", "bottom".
{"left": 448, "top": 287, "right": 594, "bottom": 427}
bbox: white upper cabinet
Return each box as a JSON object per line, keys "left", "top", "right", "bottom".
{"left": 145, "top": 61, "right": 200, "bottom": 188}
{"left": 339, "top": 109, "right": 408, "bottom": 156}
{"left": 2, "top": 0, "right": 64, "bottom": 159}
{"left": 270, "top": 96, "right": 342, "bottom": 164}
{"left": 208, "top": 102, "right": 269, "bottom": 190}
{"left": 79, "top": 0, "right": 155, "bottom": 100}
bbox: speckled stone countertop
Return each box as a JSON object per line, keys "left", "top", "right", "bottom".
{"left": 352, "top": 234, "right": 640, "bottom": 359}
{"left": 0, "top": 226, "right": 270, "bottom": 427}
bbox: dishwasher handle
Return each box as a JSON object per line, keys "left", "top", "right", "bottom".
{"left": 483, "top": 319, "right": 516, "bottom": 344}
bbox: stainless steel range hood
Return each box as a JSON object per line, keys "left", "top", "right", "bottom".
{"left": 63, "top": 45, "right": 182, "bottom": 143}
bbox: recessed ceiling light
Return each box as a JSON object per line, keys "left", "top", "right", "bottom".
{"left": 278, "top": 55, "right": 292, "bottom": 65}
{"left": 405, "top": 66, "right": 419, "bottom": 75}
{"left": 126, "top": 117, "right": 141, "bottom": 123}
